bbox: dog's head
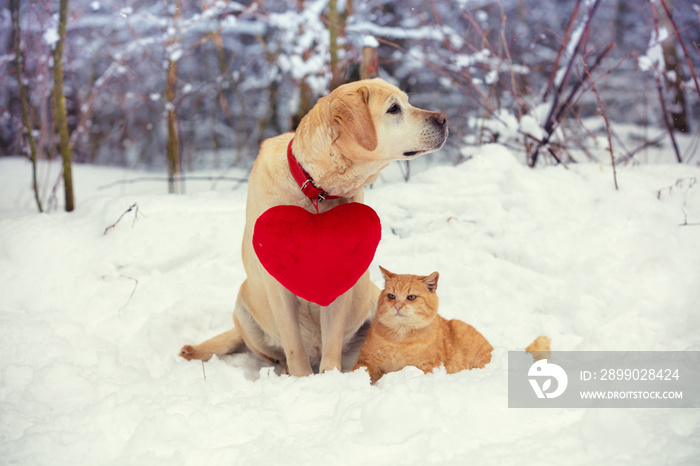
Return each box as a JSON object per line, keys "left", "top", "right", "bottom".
{"left": 320, "top": 79, "right": 448, "bottom": 162}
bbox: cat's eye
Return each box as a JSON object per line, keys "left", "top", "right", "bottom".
{"left": 387, "top": 294, "right": 396, "bottom": 300}
{"left": 407, "top": 295, "right": 417, "bottom": 301}
{"left": 386, "top": 103, "right": 401, "bottom": 114}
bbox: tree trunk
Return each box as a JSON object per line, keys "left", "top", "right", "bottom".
{"left": 11, "top": 0, "right": 43, "bottom": 212}
{"left": 328, "top": 0, "right": 354, "bottom": 89}
{"left": 256, "top": 33, "right": 282, "bottom": 151}
{"left": 165, "top": 0, "right": 183, "bottom": 194}
{"left": 360, "top": 42, "right": 378, "bottom": 80}
{"left": 52, "top": 0, "right": 75, "bottom": 211}
{"left": 166, "top": 62, "right": 182, "bottom": 194}
{"left": 292, "top": 78, "right": 313, "bottom": 131}
{"left": 659, "top": 0, "right": 689, "bottom": 133}
{"left": 328, "top": 0, "right": 342, "bottom": 90}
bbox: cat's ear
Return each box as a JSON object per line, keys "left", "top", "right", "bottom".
{"left": 422, "top": 272, "right": 439, "bottom": 293}
{"left": 379, "top": 266, "right": 395, "bottom": 282}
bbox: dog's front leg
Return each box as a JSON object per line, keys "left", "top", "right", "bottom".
{"left": 319, "top": 291, "right": 353, "bottom": 373}
{"left": 269, "top": 289, "right": 313, "bottom": 376}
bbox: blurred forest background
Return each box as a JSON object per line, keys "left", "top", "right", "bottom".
{"left": 1, "top": 0, "right": 699, "bottom": 210}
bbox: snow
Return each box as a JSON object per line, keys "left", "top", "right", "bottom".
{"left": 119, "top": 7, "right": 133, "bottom": 19}
{"left": 43, "top": 28, "right": 60, "bottom": 48}
{"left": 1, "top": 145, "right": 699, "bottom": 465}
{"left": 553, "top": 16, "right": 586, "bottom": 88}
{"left": 267, "top": 3, "right": 332, "bottom": 93}
{"left": 362, "top": 35, "right": 379, "bottom": 48}
{"left": 169, "top": 48, "right": 183, "bottom": 63}
{"left": 484, "top": 69, "right": 498, "bottom": 85}
{"left": 349, "top": 21, "right": 445, "bottom": 42}
{"left": 639, "top": 26, "right": 668, "bottom": 73}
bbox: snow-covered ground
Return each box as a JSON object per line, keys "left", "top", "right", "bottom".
{"left": 1, "top": 144, "right": 699, "bottom": 465}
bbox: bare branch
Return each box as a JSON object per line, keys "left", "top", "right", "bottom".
{"left": 103, "top": 203, "right": 140, "bottom": 236}
{"left": 615, "top": 134, "right": 666, "bottom": 165}
{"left": 531, "top": 0, "right": 603, "bottom": 167}
{"left": 11, "top": 0, "right": 43, "bottom": 213}
{"left": 542, "top": 0, "right": 583, "bottom": 102}
{"left": 582, "top": 57, "right": 618, "bottom": 190}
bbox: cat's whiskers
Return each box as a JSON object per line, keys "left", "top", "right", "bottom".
{"left": 404, "top": 311, "right": 433, "bottom": 331}
{"left": 377, "top": 307, "right": 434, "bottom": 340}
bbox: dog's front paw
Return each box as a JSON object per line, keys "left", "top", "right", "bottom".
{"left": 179, "top": 345, "right": 196, "bottom": 360}
{"left": 179, "top": 344, "right": 212, "bottom": 361}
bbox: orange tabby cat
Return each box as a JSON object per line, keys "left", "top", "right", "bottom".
{"left": 353, "top": 267, "right": 494, "bottom": 383}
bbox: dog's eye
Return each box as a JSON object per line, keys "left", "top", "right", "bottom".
{"left": 407, "top": 295, "right": 417, "bottom": 301}
{"left": 387, "top": 294, "right": 396, "bottom": 300}
{"left": 386, "top": 103, "right": 401, "bottom": 114}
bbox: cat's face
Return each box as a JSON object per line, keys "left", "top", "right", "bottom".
{"left": 376, "top": 267, "right": 440, "bottom": 331}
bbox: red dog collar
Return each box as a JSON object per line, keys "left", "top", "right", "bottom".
{"left": 287, "top": 139, "right": 340, "bottom": 207}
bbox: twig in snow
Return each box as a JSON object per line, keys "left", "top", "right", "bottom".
{"left": 582, "top": 57, "right": 618, "bottom": 190}
{"left": 47, "top": 170, "right": 63, "bottom": 213}
{"left": 398, "top": 161, "right": 411, "bottom": 182}
{"left": 679, "top": 196, "right": 698, "bottom": 225}
{"left": 118, "top": 275, "right": 139, "bottom": 314}
{"left": 656, "top": 177, "right": 698, "bottom": 225}
{"left": 103, "top": 203, "right": 140, "bottom": 236}
{"left": 656, "top": 177, "right": 697, "bottom": 199}
{"left": 520, "top": 132, "right": 568, "bottom": 168}
{"left": 202, "top": 361, "right": 207, "bottom": 381}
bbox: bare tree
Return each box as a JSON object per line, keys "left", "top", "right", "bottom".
{"left": 52, "top": 0, "right": 75, "bottom": 211}
{"left": 3, "top": 0, "right": 699, "bottom": 178}
{"left": 11, "top": 0, "right": 43, "bottom": 212}
{"left": 165, "top": 0, "right": 183, "bottom": 194}
{"left": 328, "top": 0, "right": 353, "bottom": 90}
{"left": 658, "top": 0, "right": 689, "bottom": 133}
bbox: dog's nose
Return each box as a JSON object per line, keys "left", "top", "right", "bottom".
{"left": 432, "top": 112, "right": 447, "bottom": 126}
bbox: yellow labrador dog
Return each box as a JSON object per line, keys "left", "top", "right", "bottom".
{"left": 180, "top": 78, "right": 447, "bottom": 376}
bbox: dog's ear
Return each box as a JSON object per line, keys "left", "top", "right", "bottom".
{"left": 331, "top": 86, "right": 378, "bottom": 152}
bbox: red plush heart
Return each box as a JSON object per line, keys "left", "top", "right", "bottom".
{"left": 253, "top": 202, "right": 381, "bottom": 306}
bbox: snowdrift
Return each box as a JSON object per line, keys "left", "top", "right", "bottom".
{"left": 1, "top": 145, "right": 699, "bottom": 465}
